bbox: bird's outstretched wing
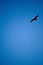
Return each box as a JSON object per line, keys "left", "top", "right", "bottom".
{"left": 31, "top": 15, "right": 39, "bottom": 22}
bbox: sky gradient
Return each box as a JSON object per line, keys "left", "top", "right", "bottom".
{"left": 0, "top": 0, "right": 43, "bottom": 65}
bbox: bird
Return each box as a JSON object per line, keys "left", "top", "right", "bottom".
{"left": 30, "top": 15, "right": 39, "bottom": 22}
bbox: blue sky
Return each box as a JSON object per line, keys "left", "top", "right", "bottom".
{"left": 0, "top": 0, "right": 43, "bottom": 65}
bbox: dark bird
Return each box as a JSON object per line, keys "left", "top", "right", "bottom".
{"left": 30, "top": 15, "right": 39, "bottom": 22}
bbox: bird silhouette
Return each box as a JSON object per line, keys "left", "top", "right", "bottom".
{"left": 30, "top": 15, "right": 39, "bottom": 22}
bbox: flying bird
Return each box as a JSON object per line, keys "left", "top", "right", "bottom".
{"left": 30, "top": 15, "right": 39, "bottom": 22}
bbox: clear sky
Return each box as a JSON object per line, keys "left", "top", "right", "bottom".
{"left": 0, "top": 0, "right": 43, "bottom": 65}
